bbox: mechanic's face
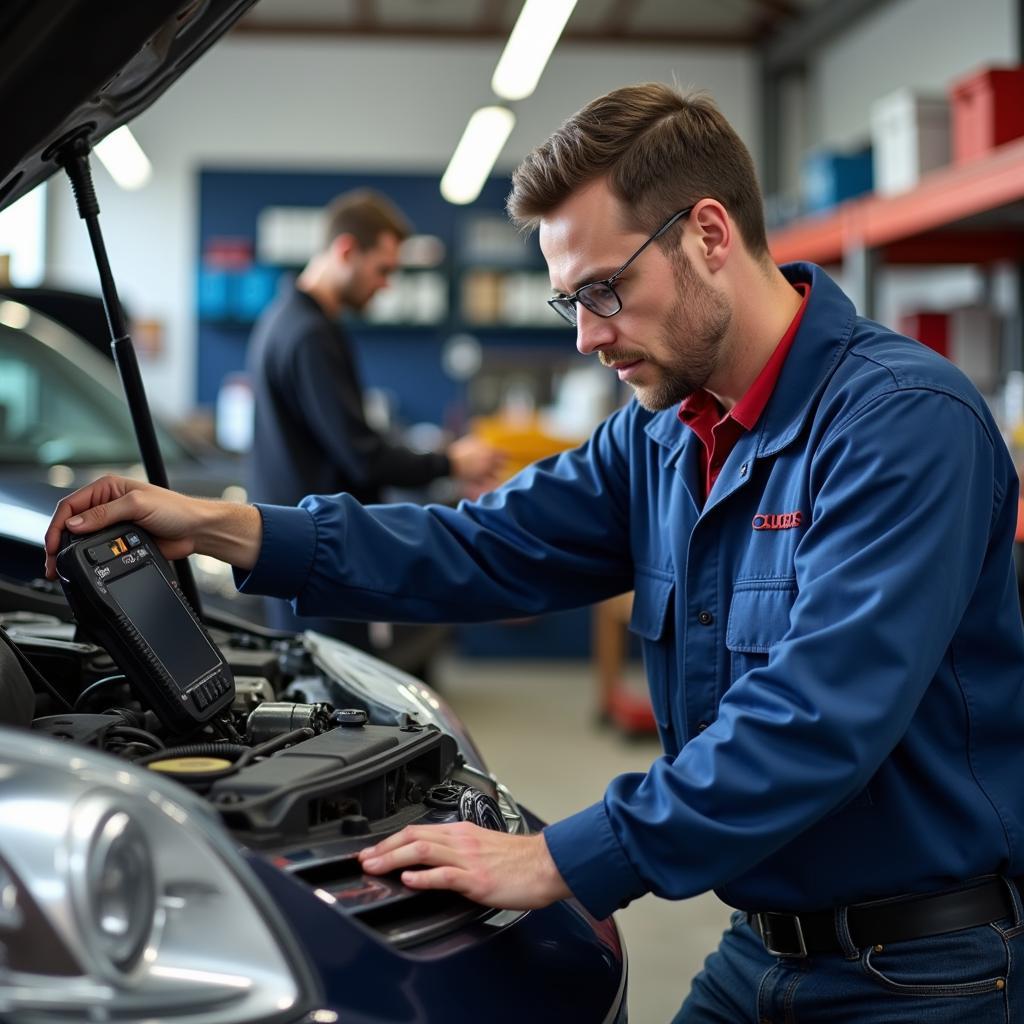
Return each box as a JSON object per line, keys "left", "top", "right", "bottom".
{"left": 540, "top": 181, "right": 731, "bottom": 411}
{"left": 341, "top": 231, "right": 401, "bottom": 311}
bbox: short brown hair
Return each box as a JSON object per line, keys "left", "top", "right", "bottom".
{"left": 507, "top": 83, "right": 769, "bottom": 260}
{"left": 323, "top": 189, "right": 412, "bottom": 250}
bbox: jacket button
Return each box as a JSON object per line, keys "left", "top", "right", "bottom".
{"left": 697, "top": 610, "right": 714, "bottom": 626}
{"left": 697, "top": 721, "right": 709, "bottom": 732}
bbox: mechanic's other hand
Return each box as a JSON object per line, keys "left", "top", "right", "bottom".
{"left": 357, "top": 822, "right": 572, "bottom": 911}
{"left": 44, "top": 476, "right": 203, "bottom": 579}
{"left": 446, "top": 436, "right": 506, "bottom": 490}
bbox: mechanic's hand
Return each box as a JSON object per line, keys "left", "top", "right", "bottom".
{"left": 357, "top": 822, "right": 572, "bottom": 911}
{"left": 446, "top": 436, "right": 506, "bottom": 490}
{"left": 44, "top": 474, "right": 262, "bottom": 579}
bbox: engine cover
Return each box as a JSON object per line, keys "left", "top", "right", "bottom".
{"left": 207, "top": 722, "right": 458, "bottom": 843}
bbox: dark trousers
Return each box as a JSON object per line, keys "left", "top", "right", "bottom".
{"left": 676, "top": 882, "right": 1024, "bottom": 1023}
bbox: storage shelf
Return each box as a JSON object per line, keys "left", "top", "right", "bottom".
{"left": 769, "top": 136, "right": 1024, "bottom": 265}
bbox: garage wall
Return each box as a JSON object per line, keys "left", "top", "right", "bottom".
{"left": 45, "top": 37, "right": 756, "bottom": 418}
{"left": 806, "top": 0, "right": 1018, "bottom": 336}
{"left": 45, "top": 0, "right": 1019, "bottom": 419}
{"left": 811, "top": 0, "right": 1016, "bottom": 149}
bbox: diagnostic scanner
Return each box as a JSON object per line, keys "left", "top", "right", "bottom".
{"left": 56, "top": 523, "right": 234, "bottom": 732}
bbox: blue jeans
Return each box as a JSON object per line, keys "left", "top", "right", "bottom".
{"left": 674, "top": 881, "right": 1024, "bottom": 1023}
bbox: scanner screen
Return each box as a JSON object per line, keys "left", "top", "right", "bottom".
{"left": 106, "top": 563, "right": 219, "bottom": 688}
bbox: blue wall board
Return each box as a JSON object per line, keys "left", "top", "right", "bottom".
{"left": 197, "top": 169, "right": 588, "bottom": 659}
{"left": 348, "top": 330, "right": 458, "bottom": 428}
{"left": 196, "top": 168, "right": 561, "bottom": 417}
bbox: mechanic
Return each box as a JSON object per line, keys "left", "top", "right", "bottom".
{"left": 246, "top": 187, "right": 503, "bottom": 642}
{"left": 46, "top": 84, "right": 1024, "bottom": 1022}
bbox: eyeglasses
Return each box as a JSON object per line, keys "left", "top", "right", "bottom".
{"left": 547, "top": 206, "right": 694, "bottom": 327}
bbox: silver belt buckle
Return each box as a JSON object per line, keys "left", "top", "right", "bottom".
{"left": 757, "top": 911, "right": 808, "bottom": 958}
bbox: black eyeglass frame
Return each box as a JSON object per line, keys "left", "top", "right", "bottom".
{"left": 547, "top": 205, "right": 695, "bottom": 326}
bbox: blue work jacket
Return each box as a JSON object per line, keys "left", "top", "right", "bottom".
{"left": 239, "top": 263, "right": 1024, "bottom": 922}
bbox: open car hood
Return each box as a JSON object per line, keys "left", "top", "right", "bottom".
{"left": 0, "top": 0, "right": 256, "bottom": 211}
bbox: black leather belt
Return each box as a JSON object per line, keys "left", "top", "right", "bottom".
{"left": 747, "top": 877, "right": 1020, "bottom": 958}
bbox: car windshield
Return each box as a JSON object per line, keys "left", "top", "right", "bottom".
{"left": 0, "top": 318, "right": 189, "bottom": 466}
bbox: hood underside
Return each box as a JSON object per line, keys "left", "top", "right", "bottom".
{"left": 0, "top": 0, "right": 256, "bottom": 211}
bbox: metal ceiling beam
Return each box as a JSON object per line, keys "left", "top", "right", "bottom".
{"left": 761, "top": 0, "right": 895, "bottom": 71}
{"left": 749, "top": 0, "right": 801, "bottom": 19}
{"left": 231, "top": 19, "right": 758, "bottom": 46}
{"left": 601, "top": 0, "right": 638, "bottom": 35}
{"left": 353, "top": 0, "right": 376, "bottom": 29}
{"left": 478, "top": 0, "right": 511, "bottom": 32}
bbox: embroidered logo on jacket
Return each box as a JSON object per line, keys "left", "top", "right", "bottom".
{"left": 752, "top": 511, "right": 803, "bottom": 531}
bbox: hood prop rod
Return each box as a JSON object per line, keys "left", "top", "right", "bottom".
{"left": 57, "top": 136, "right": 202, "bottom": 616}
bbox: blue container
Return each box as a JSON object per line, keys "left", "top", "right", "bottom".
{"left": 196, "top": 266, "right": 234, "bottom": 320}
{"left": 234, "top": 265, "right": 279, "bottom": 322}
{"left": 801, "top": 148, "right": 874, "bottom": 213}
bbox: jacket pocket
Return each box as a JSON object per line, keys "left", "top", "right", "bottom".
{"left": 725, "top": 580, "right": 796, "bottom": 683}
{"left": 628, "top": 574, "right": 674, "bottom": 729}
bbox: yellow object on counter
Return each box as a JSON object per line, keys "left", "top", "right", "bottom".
{"left": 472, "top": 413, "right": 583, "bottom": 480}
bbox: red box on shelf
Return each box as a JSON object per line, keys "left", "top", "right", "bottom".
{"left": 950, "top": 66, "right": 1024, "bottom": 163}
{"left": 898, "top": 312, "right": 949, "bottom": 357}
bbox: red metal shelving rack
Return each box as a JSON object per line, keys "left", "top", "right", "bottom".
{"left": 769, "top": 136, "right": 1024, "bottom": 313}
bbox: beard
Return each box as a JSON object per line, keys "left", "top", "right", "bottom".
{"left": 601, "top": 253, "right": 732, "bottom": 412}
{"left": 341, "top": 279, "right": 373, "bottom": 312}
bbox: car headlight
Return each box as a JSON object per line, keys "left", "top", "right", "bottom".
{"left": 70, "top": 799, "right": 156, "bottom": 976}
{"left": 0, "top": 728, "right": 316, "bottom": 1022}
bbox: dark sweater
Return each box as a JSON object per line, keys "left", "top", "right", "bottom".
{"left": 246, "top": 283, "right": 449, "bottom": 507}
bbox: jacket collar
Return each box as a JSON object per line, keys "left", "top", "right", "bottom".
{"left": 643, "top": 262, "right": 856, "bottom": 457}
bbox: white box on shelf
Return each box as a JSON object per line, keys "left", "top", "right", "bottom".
{"left": 870, "top": 89, "right": 950, "bottom": 195}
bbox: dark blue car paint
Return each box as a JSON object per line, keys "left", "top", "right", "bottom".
{"left": 242, "top": 809, "right": 627, "bottom": 1023}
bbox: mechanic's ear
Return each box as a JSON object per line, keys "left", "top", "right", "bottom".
{"left": 330, "top": 233, "right": 360, "bottom": 263}
{"left": 691, "top": 200, "right": 731, "bottom": 273}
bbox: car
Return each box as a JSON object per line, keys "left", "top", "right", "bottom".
{"left": 0, "top": 274, "right": 452, "bottom": 676}
{"left": 0, "top": 2, "right": 628, "bottom": 1021}
{"left": 0, "top": 297, "right": 256, "bottom": 613}
{"left": 0, "top": 591, "right": 626, "bottom": 1022}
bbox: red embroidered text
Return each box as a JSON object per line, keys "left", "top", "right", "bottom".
{"left": 752, "top": 511, "right": 803, "bottom": 531}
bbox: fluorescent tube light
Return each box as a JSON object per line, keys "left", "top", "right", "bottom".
{"left": 94, "top": 126, "right": 152, "bottom": 190}
{"left": 440, "top": 106, "right": 516, "bottom": 206}
{"left": 491, "top": 0, "right": 577, "bottom": 101}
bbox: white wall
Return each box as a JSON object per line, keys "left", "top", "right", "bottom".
{"left": 46, "top": 37, "right": 756, "bottom": 417}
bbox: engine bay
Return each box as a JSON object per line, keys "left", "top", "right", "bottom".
{"left": 0, "top": 576, "right": 524, "bottom": 948}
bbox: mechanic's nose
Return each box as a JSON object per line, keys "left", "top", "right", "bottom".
{"left": 576, "top": 305, "right": 616, "bottom": 356}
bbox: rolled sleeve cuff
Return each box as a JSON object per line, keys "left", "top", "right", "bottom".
{"left": 543, "top": 801, "right": 647, "bottom": 921}
{"left": 232, "top": 503, "right": 317, "bottom": 600}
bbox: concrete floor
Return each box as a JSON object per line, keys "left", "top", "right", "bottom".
{"left": 437, "top": 654, "right": 733, "bottom": 1024}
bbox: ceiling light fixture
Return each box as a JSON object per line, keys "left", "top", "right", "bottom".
{"left": 440, "top": 106, "right": 516, "bottom": 205}
{"left": 94, "top": 126, "right": 152, "bottom": 191}
{"left": 491, "top": 0, "right": 578, "bottom": 101}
